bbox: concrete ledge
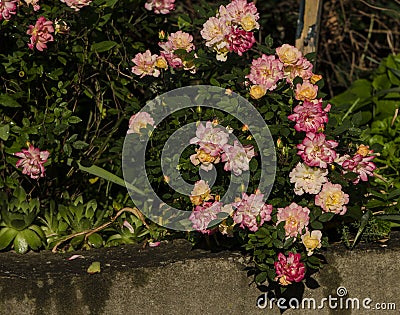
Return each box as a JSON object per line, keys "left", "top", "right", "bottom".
{"left": 0, "top": 235, "right": 399, "bottom": 315}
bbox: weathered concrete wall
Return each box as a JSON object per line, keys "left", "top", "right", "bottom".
{"left": 0, "top": 237, "right": 399, "bottom": 315}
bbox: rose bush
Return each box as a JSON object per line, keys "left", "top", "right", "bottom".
{"left": 0, "top": 0, "right": 390, "bottom": 300}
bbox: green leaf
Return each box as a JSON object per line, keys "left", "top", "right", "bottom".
{"left": 207, "top": 218, "right": 222, "bottom": 229}
{"left": 272, "top": 239, "right": 283, "bottom": 248}
{"left": 28, "top": 225, "right": 46, "bottom": 241}
{"left": 0, "top": 94, "right": 21, "bottom": 108}
{"left": 68, "top": 116, "right": 82, "bottom": 124}
{"left": 72, "top": 141, "right": 89, "bottom": 150}
{"left": 87, "top": 261, "right": 101, "bottom": 274}
{"left": 372, "top": 74, "right": 391, "bottom": 91}
{"left": 375, "top": 214, "right": 400, "bottom": 223}
{"left": 13, "top": 232, "right": 29, "bottom": 254}
{"left": 88, "top": 233, "right": 103, "bottom": 248}
{"left": 318, "top": 212, "right": 335, "bottom": 222}
{"left": 177, "top": 15, "right": 192, "bottom": 30}
{"left": 0, "top": 124, "right": 10, "bottom": 140}
{"left": 351, "top": 210, "right": 372, "bottom": 249}
{"left": 307, "top": 255, "right": 321, "bottom": 266}
{"left": 310, "top": 220, "right": 323, "bottom": 230}
{"left": 91, "top": 41, "right": 118, "bottom": 53}
{"left": 0, "top": 228, "right": 18, "bottom": 250}
{"left": 67, "top": 159, "right": 145, "bottom": 196}
{"left": 255, "top": 271, "right": 267, "bottom": 284}
{"left": 21, "top": 228, "right": 43, "bottom": 250}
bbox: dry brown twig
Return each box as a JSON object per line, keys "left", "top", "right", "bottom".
{"left": 51, "top": 207, "right": 149, "bottom": 253}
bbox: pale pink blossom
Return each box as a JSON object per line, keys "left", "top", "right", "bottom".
{"left": 189, "top": 201, "right": 222, "bottom": 234}
{"left": 131, "top": 50, "right": 160, "bottom": 78}
{"left": 226, "top": 26, "right": 255, "bottom": 56}
{"left": 166, "top": 30, "right": 195, "bottom": 52}
{"left": 15, "top": 145, "right": 50, "bottom": 179}
{"left": 60, "top": 0, "right": 92, "bottom": 11}
{"left": 295, "top": 81, "right": 318, "bottom": 101}
{"left": 274, "top": 252, "right": 306, "bottom": 285}
{"left": 219, "top": 0, "right": 259, "bottom": 30}
{"left": 246, "top": 54, "right": 284, "bottom": 91}
{"left": 190, "top": 180, "right": 212, "bottom": 206}
{"left": 127, "top": 112, "right": 155, "bottom": 134}
{"left": 297, "top": 133, "right": 338, "bottom": 168}
{"left": 289, "top": 162, "right": 328, "bottom": 195}
{"left": 221, "top": 140, "right": 255, "bottom": 176}
{"left": 201, "top": 17, "right": 230, "bottom": 47}
{"left": 24, "top": 0, "right": 40, "bottom": 11}
{"left": 277, "top": 202, "right": 310, "bottom": 238}
{"left": 0, "top": 0, "right": 17, "bottom": 20}
{"left": 27, "top": 17, "right": 55, "bottom": 51}
{"left": 315, "top": 182, "right": 349, "bottom": 215}
{"left": 288, "top": 100, "right": 331, "bottom": 133}
{"left": 232, "top": 192, "right": 272, "bottom": 232}
{"left": 190, "top": 121, "right": 229, "bottom": 148}
{"left": 144, "top": 0, "right": 175, "bottom": 14}
{"left": 301, "top": 230, "right": 322, "bottom": 256}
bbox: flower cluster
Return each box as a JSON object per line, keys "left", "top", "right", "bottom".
{"left": 201, "top": 0, "right": 259, "bottom": 61}
{"left": 0, "top": 0, "right": 18, "bottom": 21}
{"left": 144, "top": 0, "right": 175, "bottom": 15}
{"left": 27, "top": 16, "right": 55, "bottom": 51}
{"left": 242, "top": 42, "right": 376, "bottom": 283}
{"left": 188, "top": 180, "right": 273, "bottom": 234}
{"left": 158, "top": 30, "right": 196, "bottom": 72}
{"left": 336, "top": 144, "right": 376, "bottom": 184}
{"left": 131, "top": 30, "right": 196, "bottom": 77}
{"left": 246, "top": 44, "right": 316, "bottom": 99}
{"left": 15, "top": 144, "right": 50, "bottom": 179}
{"left": 190, "top": 121, "right": 255, "bottom": 176}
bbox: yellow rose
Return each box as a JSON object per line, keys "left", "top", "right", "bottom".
{"left": 197, "top": 149, "right": 217, "bottom": 164}
{"left": 155, "top": 56, "right": 168, "bottom": 69}
{"left": 301, "top": 230, "right": 322, "bottom": 256}
{"left": 356, "top": 144, "right": 371, "bottom": 157}
{"left": 295, "top": 82, "right": 318, "bottom": 101}
{"left": 240, "top": 14, "right": 258, "bottom": 32}
{"left": 249, "top": 85, "right": 266, "bottom": 100}
{"left": 310, "top": 74, "right": 323, "bottom": 84}
{"left": 278, "top": 275, "right": 292, "bottom": 286}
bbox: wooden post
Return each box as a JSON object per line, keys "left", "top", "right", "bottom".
{"left": 295, "top": 0, "right": 323, "bottom": 57}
